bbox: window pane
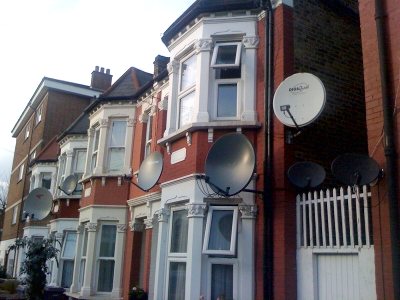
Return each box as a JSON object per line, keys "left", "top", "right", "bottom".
{"left": 93, "top": 129, "right": 100, "bottom": 151}
{"left": 99, "top": 225, "right": 116, "bottom": 257}
{"left": 110, "top": 121, "right": 126, "bottom": 147}
{"left": 61, "top": 260, "right": 74, "bottom": 288}
{"left": 208, "top": 210, "right": 234, "bottom": 251}
{"left": 211, "top": 264, "right": 233, "bottom": 300}
{"left": 108, "top": 148, "right": 125, "bottom": 171}
{"left": 62, "top": 232, "right": 77, "bottom": 259}
{"left": 170, "top": 210, "right": 188, "bottom": 253}
{"left": 217, "top": 84, "right": 237, "bottom": 117}
{"left": 74, "top": 150, "right": 87, "bottom": 173}
{"left": 79, "top": 259, "right": 85, "bottom": 287}
{"left": 168, "top": 262, "right": 186, "bottom": 300}
{"left": 41, "top": 172, "right": 52, "bottom": 189}
{"left": 179, "top": 92, "right": 195, "bottom": 128}
{"left": 91, "top": 153, "right": 97, "bottom": 171}
{"left": 82, "top": 229, "right": 88, "bottom": 257}
{"left": 216, "top": 45, "right": 238, "bottom": 65}
{"left": 180, "top": 55, "right": 196, "bottom": 91}
{"left": 97, "top": 260, "right": 115, "bottom": 292}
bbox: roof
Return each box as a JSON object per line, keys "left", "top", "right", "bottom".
{"left": 57, "top": 111, "right": 90, "bottom": 142}
{"left": 12, "top": 77, "right": 103, "bottom": 137}
{"left": 102, "top": 67, "right": 153, "bottom": 98}
{"left": 31, "top": 136, "right": 60, "bottom": 165}
{"left": 162, "top": 0, "right": 263, "bottom": 45}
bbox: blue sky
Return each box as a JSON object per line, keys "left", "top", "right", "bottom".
{"left": 0, "top": 0, "right": 194, "bottom": 185}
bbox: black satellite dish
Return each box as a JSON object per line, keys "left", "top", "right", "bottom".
{"left": 59, "top": 175, "right": 78, "bottom": 195}
{"left": 331, "top": 153, "right": 381, "bottom": 186}
{"left": 137, "top": 151, "right": 163, "bottom": 191}
{"left": 24, "top": 187, "right": 53, "bottom": 220}
{"left": 205, "top": 133, "right": 255, "bottom": 196}
{"left": 287, "top": 161, "right": 326, "bottom": 189}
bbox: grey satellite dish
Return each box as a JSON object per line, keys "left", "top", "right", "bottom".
{"left": 205, "top": 133, "right": 255, "bottom": 196}
{"left": 331, "top": 153, "right": 381, "bottom": 186}
{"left": 273, "top": 73, "right": 326, "bottom": 128}
{"left": 137, "top": 151, "right": 163, "bottom": 191}
{"left": 59, "top": 175, "right": 78, "bottom": 195}
{"left": 287, "top": 161, "right": 326, "bottom": 189}
{"left": 24, "top": 187, "right": 53, "bottom": 220}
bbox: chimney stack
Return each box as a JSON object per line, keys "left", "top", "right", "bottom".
{"left": 153, "top": 55, "right": 170, "bottom": 78}
{"left": 91, "top": 66, "right": 112, "bottom": 91}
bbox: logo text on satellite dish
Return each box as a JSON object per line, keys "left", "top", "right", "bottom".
{"left": 289, "top": 82, "right": 309, "bottom": 95}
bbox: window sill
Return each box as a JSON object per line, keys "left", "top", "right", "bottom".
{"left": 158, "top": 120, "right": 261, "bottom": 145}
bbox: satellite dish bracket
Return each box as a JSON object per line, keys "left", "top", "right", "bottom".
{"left": 280, "top": 105, "right": 302, "bottom": 137}
{"left": 123, "top": 174, "right": 151, "bottom": 192}
{"left": 58, "top": 185, "right": 71, "bottom": 195}
{"left": 197, "top": 175, "right": 264, "bottom": 196}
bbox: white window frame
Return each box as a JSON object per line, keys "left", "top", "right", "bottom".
{"left": 72, "top": 149, "right": 86, "bottom": 194}
{"left": 57, "top": 154, "right": 67, "bottom": 196}
{"left": 95, "top": 222, "right": 117, "bottom": 294}
{"left": 35, "top": 105, "right": 42, "bottom": 125}
{"left": 11, "top": 205, "right": 18, "bottom": 225}
{"left": 214, "top": 79, "right": 241, "bottom": 120}
{"left": 203, "top": 206, "right": 239, "bottom": 256}
{"left": 211, "top": 42, "right": 242, "bottom": 68}
{"left": 166, "top": 207, "right": 189, "bottom": 300}
{"left": 177, "top": 53, "right": 197, "bottom": 129}
{"left": 107, "top": 119, "right": 127, "bottom": 172}
{"left": 91, "top": 126, "right": 100, "bottom": 172}
{"left": 18, "top": 164, "right": 24, "bottom": 182}
{"left": 206, "top": 258, "right": 239, "bottom": 300}
{"left": 29, "top": 176, "right": 36, "bottom": 192}
{"left": 78, "top": 225, "right": 88, "bottom": 291}
{"left": 25, "top": 124, "right": 30, "bottom": 140}
{"left": 144, "top": 113, "right": 153, "bottom": 158}
{"left": 40, "top": 172, "right": 52, "bottom": 190}
{"left": 60, "top": 231, "right": 77, "bottom": 289}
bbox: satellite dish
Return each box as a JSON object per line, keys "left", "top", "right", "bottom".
{"left": 273, "top": 73, "right": 326, "bottom": 127}
{"left": 287, "top": 161, "right": 326, "bottom": 189}
{"left": 137, "top": 151, "right": 163, "bottom": 191}
{"left": 205, "top": 133, "right": 255, "bottom": 196}
{"left": 24, "top": 187, "right": 53, "bottom": 220}
{"left": 59, "top": 175, "right": 78, "bottom": 195}
{"left": 331, "top": 153, "right": 381, "bottom": 186}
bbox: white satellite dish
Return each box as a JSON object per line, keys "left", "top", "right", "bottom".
{"left": 24, "top": 187, "right": 53, "bottom": 220}
{"left": 273, "top": 73, "right": 326, "bottom": 127}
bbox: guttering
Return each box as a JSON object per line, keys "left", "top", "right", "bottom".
{"left": 261, "top": 0, "right": 274, "bottom": 299}
{"left": 375, "top": 1, "right": 400, "bottom": 299}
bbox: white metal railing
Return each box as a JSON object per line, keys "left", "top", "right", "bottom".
{"left": 296, "top": 185, "right": 372, "bottom": 249}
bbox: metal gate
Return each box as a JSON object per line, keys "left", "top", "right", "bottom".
{"left": 296, "top": 186, "right": 376, "bottom": 300}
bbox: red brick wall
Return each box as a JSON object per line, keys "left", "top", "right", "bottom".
{"left": 359, "top": 0, "right": 400, "bottom": 298}
{"left": 81, "top": 177, "right": 129, "bottom": 207}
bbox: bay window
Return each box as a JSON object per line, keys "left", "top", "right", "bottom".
{"left": 41, "top": 172, "right": 52, "bottom": 190}
{"left": 73, "top": 149, "right": 86, "bottom": 194}
{"left": 61, "top": 231, "right": 77, "bottom": 288}
{"left": 211, "top": 264, "right": 234, "bottom": 300}
{"left": 179, "top": 92, "right": 195, "bottom": 128}
{"left": 167, "top": 208, "right": 188, "bottom": 300}
{"left": 203, "top": 206, "right": 238, "bottom": 255}
{"left": 107, "top": 120, "right": 126, "bottom": 171}
{"left": 96, "top": 224, "right": 117, "bottom": 292}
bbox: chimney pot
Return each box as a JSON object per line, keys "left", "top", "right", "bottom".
{"left": 106, "top": 69, "right": 110, "bottom": 75}
{"left": 100, "top": 67, "right": 105, "bottom": 73}
{"left": 95, "top": 66, "right": 99, "bottom": 72}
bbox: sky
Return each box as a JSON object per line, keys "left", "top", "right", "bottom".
{"left": 0, "top": 0, "right": 195, "bottom": 186}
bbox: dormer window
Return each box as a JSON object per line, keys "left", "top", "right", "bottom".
{"left": 211, "top": 42, "right": 242, "bottom": 68}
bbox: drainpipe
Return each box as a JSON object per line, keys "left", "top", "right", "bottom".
{"left": 261, "top": 0, "right": 274, "bottom": 299}
{"left": 374, "top": 0, "right": 400, "bottom": 299}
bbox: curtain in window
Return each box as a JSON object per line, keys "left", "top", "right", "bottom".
{"left": 97, "top": 260, "right": 115, "bottom": 292}
{"left": 180, "top": 55, "right": 196, "bottom": 91}
{"left": 99, "top": 225, "right": 116, "bottom": 257}
{"left": 170, "top": 210, "right": 188, "bottom": 253}
{"left": 211, "top": 264, "right": 233, "bottom": 300}
{"left": 63, "top": 232, "right": 77, "bottom": 259}
{"left": 208, "top": 210, "right": 233, "bottom": 251}
{"left": 61, "top": 260, "right": 74, "bottom": 288}
{"left": 168, "top": 262, "right": 186, "bottom": 300}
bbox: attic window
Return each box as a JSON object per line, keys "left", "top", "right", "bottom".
{"left": 211, "top": 42, "right": 242, "bottom": 68}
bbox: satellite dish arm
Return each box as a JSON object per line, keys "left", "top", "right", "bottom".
{"left": 123, "top": 174, "right": 150, "bottom": 192}
{"left": 280, "top": 105, "right": 301, "bottom": 135}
